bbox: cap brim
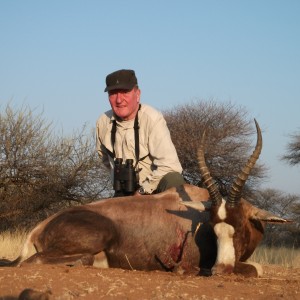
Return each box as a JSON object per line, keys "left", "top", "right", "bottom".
{"left": 104, "top": 83, "right": 136, "bottom": 92}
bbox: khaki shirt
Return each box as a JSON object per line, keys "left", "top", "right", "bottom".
{"left": 96, "top": 104, "right": 182, "bottom": 194}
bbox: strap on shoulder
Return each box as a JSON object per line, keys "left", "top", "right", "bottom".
{"left": 110, "top": 105, "right": 144, "bottom": 167}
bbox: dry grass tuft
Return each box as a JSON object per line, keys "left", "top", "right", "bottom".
{"left": 250, "top": 245, "right": 300, "bottom": 268}
{"left": 0, "top": 230, "right": 29, "bottom": 259}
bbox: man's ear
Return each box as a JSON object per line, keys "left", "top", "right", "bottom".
{"left": 136, "top": 88, "right": 141, "bottom": 100}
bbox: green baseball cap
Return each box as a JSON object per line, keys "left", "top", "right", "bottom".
{"left": 104, "top": 69, "right": 138, "bottom": 92}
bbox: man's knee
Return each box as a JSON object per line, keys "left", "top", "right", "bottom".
{"left": 156, "top": 172, "right": 185, "bottom": 193}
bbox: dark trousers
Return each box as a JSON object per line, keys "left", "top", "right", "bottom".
{"left": 114, "top": 172, "right": 185, "bottom": 197}
{"left": 155, "top": 172, "right": 186, "bottom": 193}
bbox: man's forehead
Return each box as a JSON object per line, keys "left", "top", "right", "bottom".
{"left": 108, "top": 87, "right": 138, "bottom": 95}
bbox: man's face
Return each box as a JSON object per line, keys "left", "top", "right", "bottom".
{"left": 108, "top": 87, "right": 141, "bottom": 121}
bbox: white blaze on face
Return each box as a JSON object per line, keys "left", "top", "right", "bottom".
{"left": 214, "top": 222, "right": 235, "bottom": 267}
{"left": 213, "top": 199, "right": 236, "bottom": 268}
{"left": 217, "top": 199, "right": 227, "bottom": 220}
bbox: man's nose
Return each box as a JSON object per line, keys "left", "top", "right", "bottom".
{"left": 116, "top": 93, "right": 123, "bottom": 103}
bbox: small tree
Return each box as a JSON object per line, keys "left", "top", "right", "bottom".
{"left": 282, "top": 131, "right": 300, "bottom": 166}
{"left": 250, "top": 188, "right": 300, "bottom": 246}
{"left": 164, "top": 100, "right": 267, "bottom": 197}
{"left": 0, "top": 103, "right": 111, "bottom": 231}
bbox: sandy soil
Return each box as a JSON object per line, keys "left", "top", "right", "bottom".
{"left": 0, "top": 264, "right": 299, "bottom": 300}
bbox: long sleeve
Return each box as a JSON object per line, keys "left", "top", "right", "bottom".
{"left": 137, "top": 105, "right": 182, "bottom": 193}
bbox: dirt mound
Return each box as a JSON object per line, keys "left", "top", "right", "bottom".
{"left": 0, "top": 264, "right": 299, "bottom": 299}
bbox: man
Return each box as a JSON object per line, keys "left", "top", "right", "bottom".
{"left": 96, "top": 69, "right": 184, "bottom": 196}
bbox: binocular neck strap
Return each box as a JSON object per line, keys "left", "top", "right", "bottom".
{"left": 111, "top": 105, "right": 141, "bottom": 166}
{"left": 133, "top": 105, "right": 140, "bottom": 165}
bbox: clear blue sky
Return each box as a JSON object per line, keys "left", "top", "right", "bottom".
{"left": 1, "top": 0, "right": 299, "bottom": 195}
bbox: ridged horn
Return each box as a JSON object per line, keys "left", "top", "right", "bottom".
{"left": 227, "top": 119, "right": 262, "bottom": 207}
{"left": 198, "top": 130, "right": 222, "bottom": 207}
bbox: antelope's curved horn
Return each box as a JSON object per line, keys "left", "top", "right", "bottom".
{"left": 198, "top": 130, "right": 222, "bottom": 207}
{"left": 227, "top": 119, "right": 262, "bottom": 207}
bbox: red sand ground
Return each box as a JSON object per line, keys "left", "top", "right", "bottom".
{"left": 0, "top": 264, "right": 299, "bottom": 299}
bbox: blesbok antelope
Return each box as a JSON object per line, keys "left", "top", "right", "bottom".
{"left": 0, "top": 120, "right": 289, "bottom": 277}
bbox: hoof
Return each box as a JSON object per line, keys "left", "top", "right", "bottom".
{"left": 199, "top": 268, "right": 212, "bottom": 277}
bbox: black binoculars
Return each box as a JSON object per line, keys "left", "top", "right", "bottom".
{"left": 113, "top": 158, "right": 137, "bottom": 194}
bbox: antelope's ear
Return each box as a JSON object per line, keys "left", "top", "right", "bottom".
{"left": 250, "top": 207, "right": 293, "bottom": 223}
{"left": 179, "top": 201, "right": 207, "bottom": 211}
